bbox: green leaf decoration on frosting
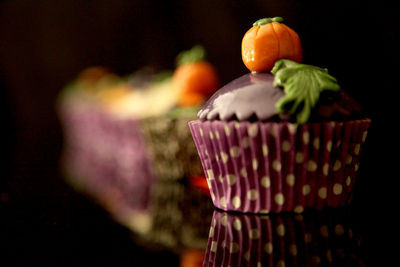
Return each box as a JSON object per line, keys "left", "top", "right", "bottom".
{"left": 271, "top": 59, "right": 340, "bottom": 124}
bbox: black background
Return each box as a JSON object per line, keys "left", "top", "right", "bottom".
{"left": 1, "top": 0, "right": 398, "bottom": 266}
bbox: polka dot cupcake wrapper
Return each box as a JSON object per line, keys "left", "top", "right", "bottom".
{"left": 189, "top": 119, "right": 371, "bottom": 213}
{"left": 204, "top": 209, "right": 363, "bottom": 267}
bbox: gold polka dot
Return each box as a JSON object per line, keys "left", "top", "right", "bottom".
{"left": 303, "top": 184, "right": 311, "bottom": 196}
{"left": 248, "top": 124, "right": 258, "bottom": 137}
{"left": 229, "top": 242, "right": 239, "bottom": 253}
{"left": 220, "top": 197, "right": 227, "bottom": 208}
{"left": 244, "top": 251, "right": 250, "bottom": 261}
{"left": 277, "top": 260, "right": 285, "bottom": 267}
{"left": 264, "top": 242, "right": 273, "bottom": 254}
{"left": 234, "top": 122, "right": 240, "bottom": 129}
{"left": 333, "top": 160, "right": 341, "bottom": 171}
{"left": 260, "top": 209, "right": 270, "bottom": 214}
{"left": 276, "top": 224, "right": 285, "bottom": 236}
{"left": 208, "top": 226, "right": 214, "bottom": 237}
{"left": 275, "top": 193, "right": 285, "bottom": 206}
{"left": 199, "top": 128, "right": 204, "bottom": 136}
{"left": 282, "top": 140, "right": 291, "bottom": 152}
{"left": 288, "top": 124, "right": 297, "bottom": 134}
{"left": 221, "top": 215, "right": 228, "bottom": 226}
{"left": 335, "top": 224, "right": 344, "bottom": 236}
{"left": 215, "top": 154, "right": 219, "bottom": 162}
{"left": 209, "top": 242, "right": 218, "bottom": 253}
{"left": 262, "top": 144, "right": 268, "bottom": 156}
{"left": 326, "top": 250, "right": 333, "bottom": 263}
{"left": 240, "top": 168, "right": 247, "bottom": 178}
{"left": 286, "top": 174, "right": 295, "bottom": 186}
{"left": 229, "top": 146, "right": 241, "bottom": 157}
{"left": 355, "top": 163, "right": 359, "bottom": 171}
{"left": 294, "top": 205, "right": 304, "bottom": 213}
{"left": 207, "top": 169, "right": 215, "bottom": 180}
{"left": 218, "top": 175, "right": 223, "bottom": 183}
{"left": 354, "top": 144, "right": 361, "bottom": 155}
{"left": 346, "top": 176, "right": 351, "bottom": 186}
{"left": 273, "top": 160, "right": 282, "bottom": 172}
{"left": 296, "top": 152, "right": 304, "bottom": 163}
{"left": 303, "top": 131, "right": 310, "bottom": 144}
{"left": 233, "top": 218, "right": 242, "bottom": 230}
{"left": 307, "top": 160, "right": 317, "bottom": 172}
{"left": 346, "top": 155, "right": 353, "bottom": 165}
{"left": 224, "top": 125, "right": 231, "bottom": 136}
{"left": 209, "top": 131, "right": 214, "bottom": 139}
{"left": 312, "top": 256, "right": 321, "bottom": 266}
{"left": 333, "top": 184, "right": 343, "bottom": 195}
{"left": 220, "top": 152, "right": 229, "bottom": 163}
{"left": 320, "top": 225, "right": 329, "bottom": 238}
{"left": 289, "top": 244, "right": 298, "bottom": 256}
{"left": 215, "top": 131, "right": 220, "bottom": 139}
{"left": 323, "top": 163, "right": 329, "bottom": 176}
{"left": 252, "top": 159, "right": 258, "bottom": 170}
{"left": 211, "top": 192, "right": 215, "bottom": 201}
{"left": 249, "top": 229, "right": 260, "bottom": 239}
{"left": 247, "top": 190, "right": 259, "bottom": 200}
{"left": 257, "top": 262, "right": 262, "bottom": 267}
{"left": 270, "top": 127, "right": 277, "bottom": 137}
{"left": 205, "top": 149, "right": 209, "bottom": 156}
{"left": 261, "top": 176, "right": 271, "bottom": 188}
{"left": 362, "top": 131, "right": 368, "bottom": 142}
{"left": 304, "top": 233, "right": 312, "bottom": 243}
{"left": 241, "top": 137, "right": 250, "bottom": 148}
{"left": 232, "top": 196, "right": 241, "bottom": 208}
{"left": 318, "top": 187, "right": 327, "bottom": 199}
{"left": 226, "top": 174, "right": 237, "bottom": 185}
{"left": 326, "top": 141, "right": 332, "bottom": 152}
{"left": 336, "top": 140, "right": 341, "bottom": 148}
{"left": 221, "top": 240, "right": 226, "bottom": 248}
{"left": 313, "top": 138, "right": 320, "bottom": 150}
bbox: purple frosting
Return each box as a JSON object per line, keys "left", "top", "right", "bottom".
{"left": 198, "top": 73, "right": 284, "bottom": 121}
{"left": 198, "top": 72, "right": 364, "bottom": 122}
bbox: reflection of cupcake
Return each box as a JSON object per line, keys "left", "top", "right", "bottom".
{"left": 189, "top": 17, "right": 371, "bottom": 213}
{"left": 135, "top": 180, "right": 214, "bottom": 253}
{"left": 204, "top": 209, "right": 363, "bottom": 266}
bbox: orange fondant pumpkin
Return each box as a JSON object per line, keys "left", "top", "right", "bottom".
{"left": 242, "top": 17, "right": 302, "bottom": 72}
{"left": 173, "top": 45, "right": 219, "bottom": 106}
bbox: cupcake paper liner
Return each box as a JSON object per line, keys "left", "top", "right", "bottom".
{"left": 189, "top": 119, "right": 371, "bottom": 213}
{"left": 204, "top": 209, "right": 363, "bottom": 267}
{"left": 140, "top": 114, "right": 204, "bottom": 181}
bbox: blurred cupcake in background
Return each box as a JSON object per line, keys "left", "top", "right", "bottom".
{"left": 57, "top": 45, "right": 218, "bottom": 232}
{"left": 138, "top": 45, "right": 219, "bottom": 182}
{"left": 204, "top": 208, "right": 363, "bottom": 267}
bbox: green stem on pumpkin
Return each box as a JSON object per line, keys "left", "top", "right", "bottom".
{"left": 176, "top": 45, "right": 206, "bottom": 66}
{"left": 253, "top": 17, "right": 284, "bottom": 27}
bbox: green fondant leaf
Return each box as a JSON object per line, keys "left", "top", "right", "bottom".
{"left": 272, "top": 59, "right": 340, "bottom": 124}
{"left": 176, "top": 45, "right": 206, "bottom": 66}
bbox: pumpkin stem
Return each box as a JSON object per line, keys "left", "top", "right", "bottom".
{"left": 253, "top": 17, "right": 283, "bottom": 27}
{"left": 176, "top": 45, "right": 206, "bottom": 66}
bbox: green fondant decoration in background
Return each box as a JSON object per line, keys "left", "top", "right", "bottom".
{"left": 271, "top": 59, "right": 340, "bottom": 124}
{"left": 176, "top": 45, "right": 206, "bottom": 66}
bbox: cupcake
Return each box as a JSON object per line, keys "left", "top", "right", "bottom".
{"left": 58, "top": 66, "right": 157, "bottom": 223}
{"left": 204, "top": 209, "right": 363, "bottom": 266}
{"left": 189, "top": 17, "right": 371, "bottom": 213}
{"left": 137, "top": 45, "right": 219, "bottom": 181}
